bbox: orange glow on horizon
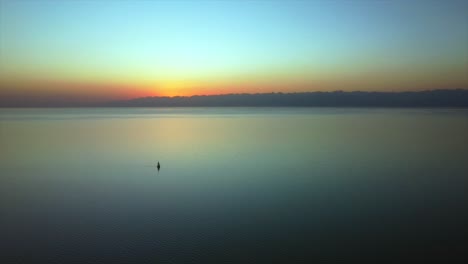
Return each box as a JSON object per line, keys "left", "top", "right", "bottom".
{"left": 1, "top": 72, "right": 468, "bottom": 102}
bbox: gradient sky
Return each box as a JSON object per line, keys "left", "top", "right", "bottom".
{"left": 1, "top": 0, "right": 467, "bottom": 102}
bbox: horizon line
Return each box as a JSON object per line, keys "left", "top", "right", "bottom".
{"left": 127, "top": 88, "right": 468, "bottom": 100}
{"left": 2, "top": 89, "right": 467, "bottom": 108}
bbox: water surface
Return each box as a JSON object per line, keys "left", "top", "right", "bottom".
{"left": 1, "top": 107, "right": 468, "bottom": 263}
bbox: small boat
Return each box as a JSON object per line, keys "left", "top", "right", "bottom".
{"left": 157, "top": 161, "right": 160, "bottom": 171}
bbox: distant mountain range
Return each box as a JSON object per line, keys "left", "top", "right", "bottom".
{"left": 1, "top": 89, "right": 467, "bottom": 107}
{"left": 107, "top": 89, "right": 468, "bottom": 107}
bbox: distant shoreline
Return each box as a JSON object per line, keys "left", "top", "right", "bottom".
{"left": 1, "top": 89, "right": 468, "bottom": 108}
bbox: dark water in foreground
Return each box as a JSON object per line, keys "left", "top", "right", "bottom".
{"left": 1, "top": 108, "right": 468, "bottom": 263}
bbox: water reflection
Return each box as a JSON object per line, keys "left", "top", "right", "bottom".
{"left": 1, "top": 108, "right": 468, "bottom": 262}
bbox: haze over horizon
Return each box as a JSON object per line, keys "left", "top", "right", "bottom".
{"left": 1, "top": 0, "right": 467, "bottom": 105}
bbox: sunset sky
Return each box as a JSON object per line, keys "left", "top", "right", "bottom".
{"left": 1, "top": 0, "right": 467, "bottom": 102}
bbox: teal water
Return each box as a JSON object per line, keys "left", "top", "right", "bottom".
{"left": 1, "top": 108, "right": 468, "bottom": 262}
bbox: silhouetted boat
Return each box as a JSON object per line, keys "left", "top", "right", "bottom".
{"left": 157, "top": 161, "right": 160, "bottom": 171}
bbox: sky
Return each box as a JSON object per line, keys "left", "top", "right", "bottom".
{"left": 0, "top": 0, "right": 467, "bottom": 103}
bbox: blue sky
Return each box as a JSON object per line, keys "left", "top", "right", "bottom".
{"left": 1, "top": 0, "right": 467, "bottom": 98}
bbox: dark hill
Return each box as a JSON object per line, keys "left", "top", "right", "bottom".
{"left": 108, "top": 89, "right": 468, "bottom": 107}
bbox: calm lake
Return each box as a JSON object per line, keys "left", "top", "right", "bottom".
{"left": 1, "top": 107, "right": 468, "bottom": 263}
